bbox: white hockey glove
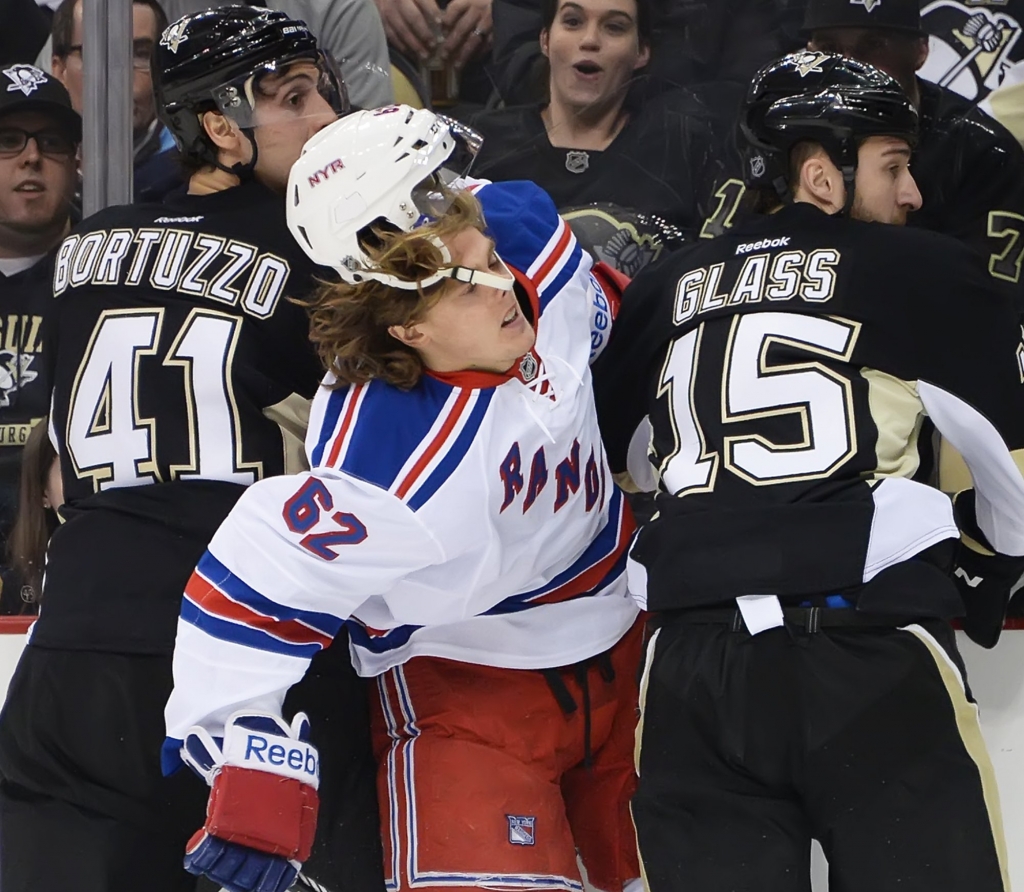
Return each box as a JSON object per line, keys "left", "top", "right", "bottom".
{"left": 180, "top": 711, "right": 320, "bottom": 892}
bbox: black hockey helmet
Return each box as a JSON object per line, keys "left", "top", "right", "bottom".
{"left": 153, "top": 6, "right": 349, "bottom": 170}
{"left": 741, "top": 51, "right": 918, "bottom": 202}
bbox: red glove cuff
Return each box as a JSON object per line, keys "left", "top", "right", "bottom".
{"left": 205, "top": 765, "right": 319, "bottom": 861}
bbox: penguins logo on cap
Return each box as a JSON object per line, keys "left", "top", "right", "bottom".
{"left": 3, "top": 65, "right": 49, "bottom": 97}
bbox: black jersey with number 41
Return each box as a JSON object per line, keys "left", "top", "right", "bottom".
{"left": 36, "top": 181, "right": 324, "bottom": 655}
{"left": 593, "top": 202, "right": 1024, "bottom": 615}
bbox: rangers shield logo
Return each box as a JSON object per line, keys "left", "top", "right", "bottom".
{"left": 920, "top": 0, "right": 1023, "bottom": 100}
{"left": 3, "top": 65, "right": 48, "bottom": 96}
{"left": 507, "top": 815, "right": 536, "bottom": 846}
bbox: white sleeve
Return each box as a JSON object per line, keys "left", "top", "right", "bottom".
{"left": 164, "top": 469, "right": 443, "bottom": 744}
{"left": 919, "top": 380, "right": 1024, "bottom": 555}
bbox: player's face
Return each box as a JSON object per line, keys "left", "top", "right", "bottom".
{"left": 0, "top": 111, "right": 76, "bottom": 250}
{"left": 541, "top": 0, "right": 649, "bottom": 114}
{"left": 406, "top": 227, "right": 534, "bottom": 375}
{"left": 251, "top": 62, "right": 338, "bottom": 193}
{"left": 850, "top": 135, "right": 922, "bottom": 225}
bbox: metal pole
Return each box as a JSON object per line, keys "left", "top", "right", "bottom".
{"left": 82, "top": 0, "right": 134, "bottom": 217}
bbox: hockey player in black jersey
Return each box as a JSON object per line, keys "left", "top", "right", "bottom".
{"left": 594, "top": 52, "right": 1024, "bottom": 892}
{"left": 0, "top": 9, "right": 381, "bottom": 892}
{"left": 803, "top": 0, "right": 1024, "bottom": 307}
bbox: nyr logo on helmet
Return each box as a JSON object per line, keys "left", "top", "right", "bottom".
{"left": 3, "top": 65, "right": 48, "bottom": 96}
{"left": 850, "top": 0, "right": 882, "bottom": 12}
{"left": 160, "top": 20, "right": 189, "bottom": 54}
{"left": 307, "top": 158, "right": 345, "bottom": 188}
{"left": 792, "top": 51, "right": 830, "bottom": 78}
{"left": 920, "top": 1, "right": 1022, "bottom": 101}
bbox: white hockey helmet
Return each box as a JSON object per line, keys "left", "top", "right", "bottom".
{"left": 286, "top": 104, "right": 511, "bottom": 292}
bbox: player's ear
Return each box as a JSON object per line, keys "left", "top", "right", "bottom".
{"left": 200, "top": 110, "right": 241, "bottom": 153}
{"left": 389, "top": 323, "right": 426, "bottom": 349}
{"left": 799, "top": 153, "right": 841, "bottom": 211}
{"left": 540, "top": 28, "right": 550, "bottom": 58}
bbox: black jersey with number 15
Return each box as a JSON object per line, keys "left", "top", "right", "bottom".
{"left": 36, "top": 181, "right": 325, "bottom": 655}
{"left": 593, "top": 202, "right": 1024, "bottom": 615}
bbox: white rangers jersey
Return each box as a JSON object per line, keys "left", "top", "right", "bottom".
{"left": 164, "top": 180, "right": 638, "bottom": 747}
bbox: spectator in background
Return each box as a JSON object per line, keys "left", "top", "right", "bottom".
{"left": 49, "top": 0, "right": 181, "bottom": 201}
{"left": 804, "top": 0, "right": 1024, "bottom": 307}
{"left": 0, "top": 65, "right": 77, "bottom": 612}
{"left": 489, "top": 0, "right": 803, "bottom": 107}
{"left": 3, "top": 417, "right": 60, "bottom": 615}
{"left": 467, "top": 0, "right": 724, "bottom": 274}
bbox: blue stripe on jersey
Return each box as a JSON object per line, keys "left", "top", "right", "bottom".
{"left": 180, "top": 595, "right": 324, "bottom": 659}
{"left": 482, "top": 549, "right": 628, "bottom": 617}
{"left": 407, "top": 388, "right": 494, "bottom": 511}
{"left": 346, "top": 618, "right": 420, "bottom": 654}
{"left": 477, "top": 181, "right": 561, "bottom": 277}
{"left": 487, "top": 487, "right": 624, "bottom": 610}
{"left": 310, "top": 384, "right": 350, "bottom": 468}
{"left": 196, "top": 551, "right": 344, "bottom": 639}
{"left": 340, "top": 376, "right": 455, "bottom": 489}
{"left": 538, "top": 240, "right": 584, "bottom": 313}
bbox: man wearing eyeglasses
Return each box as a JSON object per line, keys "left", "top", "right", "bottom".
{"left": 0, "top": 64, "right": 78, "bottom": 613}
{"left": 50, "top": 0, "right": 180, "bottom": 201}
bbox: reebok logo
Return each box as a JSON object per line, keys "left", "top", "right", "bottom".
{"left": 244, "top": 734, "right": 319, "bottom": 779}
{"left": 153, "top": 215, "right": 203, "bottom": 223}
{"left": 736, "top": 236, "right": 790, "bottom": 255}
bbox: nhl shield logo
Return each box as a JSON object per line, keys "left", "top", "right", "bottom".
{"left": 565, "top": 150, "right": 590, "bottom": 175}
{"left": 160, "top": 20, "right": 189, "bottom": 53}
{"left": 850, "top": 0, "right": 882, "bottom": 12}
{"left": 749, "top": 153, "right": 767, "bottom": 180}
{"left": 518, "top": 352, "right": 539, "bottom": 382}
{"left": 3, "top": 65, "right": 48, "bottom": 97}
{"left": 507, "top": 815, "right": 536, "bottom": 846}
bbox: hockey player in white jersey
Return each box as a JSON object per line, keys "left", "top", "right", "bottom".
{"left": 162, "top": 105, "right": 643, "bottom": 892}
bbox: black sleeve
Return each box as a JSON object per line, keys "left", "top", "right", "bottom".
{"left": 591, "top": 258, "right": 671, "bottom": 473}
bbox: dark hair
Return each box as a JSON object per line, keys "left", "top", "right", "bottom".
{"left": 7, "top": 420, "right": 59, "bottom": 611}
{"left": 53, "top": 0, "right": 169, "bottom": 57}
{"left": 540, "top": 0, "right": 653, "bottom": 46}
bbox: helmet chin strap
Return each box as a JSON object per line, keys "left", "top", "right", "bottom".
{"left": 212, "top": 128, "right": 259, "bottom": 181}
{"left": 839, "top": 164, "right": 857, "bottom": 216}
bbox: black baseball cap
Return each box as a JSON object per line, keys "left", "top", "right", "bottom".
{"left": 0, "top": 64, "right": 82, "bottom": 142}
{"left": 801, "top": 0, "right": 925, "bottom": 36}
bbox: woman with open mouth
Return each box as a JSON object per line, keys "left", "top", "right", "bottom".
{"left": 467, "top": 0, "right": 728, "bottom": 276}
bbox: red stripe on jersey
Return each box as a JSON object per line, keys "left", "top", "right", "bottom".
{"left": 394, "top": 389, "right": 472, "bottom": 499}
{"left": 531, "top": 222, "right": 571, "bottom": 287}
{"left": 184, "top": 572, "right": 334, "bottom": 649}
{"left": 325, "top": 384, "right": 364, "bottom": 468}
{"left": 530, "top": 502, "right": 635, "bottom": 607}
